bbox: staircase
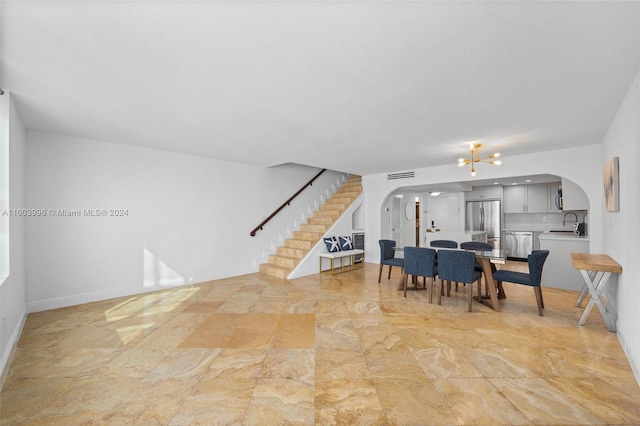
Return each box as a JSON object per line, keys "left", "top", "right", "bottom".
{"left": 258, "top": 175, "right": 362, "bottom": 279}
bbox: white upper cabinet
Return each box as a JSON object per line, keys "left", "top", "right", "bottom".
{"left": 503, "top": 185, "right": 525, "bottom": 212}
{"left": 466, "top": 185, "right": 502, "bottom": 200}
{"left": 527, "top": 184, "right": 549, "bottom": 212}
{"left": 503, "top": 183, "right": 549, "bottom": 213}
{"left": 561, "top": 178, "right": 589, "bottom": 210}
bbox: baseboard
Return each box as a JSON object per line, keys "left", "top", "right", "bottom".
{"left": 618, "top": 329, "right": 640, "bottom": 387}
{"left": 26, "top": 283, "right": 186, "bottom": 313}
{"left": 0, "top": 307, "right": 27, "bottom": 390}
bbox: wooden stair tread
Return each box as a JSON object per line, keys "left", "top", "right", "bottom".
{"left": 276, "top": 247, "right": 305, "bottom": 258}
{"left": 268, "top": 254, "right": 300, "bottom": 268}
{"left": 259, "top": 263, "right": 291, "bottom": 279}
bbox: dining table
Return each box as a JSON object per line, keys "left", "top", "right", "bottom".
{"left": 393, "top": 247, "right": 509, "bottom": 312}
{"left": 471, "top": 249, "right": 509, "bottom": 311}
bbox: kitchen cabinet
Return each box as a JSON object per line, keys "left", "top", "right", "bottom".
{"left": 503, "top": 183, "right": 548, "bottom": 213}
{"left": 561, "top": 178, "right": 589, "bottom": 210}
{"left": 466, "top": 185, "right": 502, "bottom": 200}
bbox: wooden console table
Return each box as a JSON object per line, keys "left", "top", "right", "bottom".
{"left": 571, "top": 253, "right": 622, "bottom": 332}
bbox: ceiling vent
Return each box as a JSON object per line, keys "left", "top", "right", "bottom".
{"left": 387, "top": 171, "right": 415, "bottom": 180}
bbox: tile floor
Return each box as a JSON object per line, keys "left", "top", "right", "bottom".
{"left": 1, "top": 262, "right": 639, "bottom": 425}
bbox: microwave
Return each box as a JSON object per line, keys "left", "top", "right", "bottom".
{"left": 555, "top": 189, "right": 563, "bottom": 210}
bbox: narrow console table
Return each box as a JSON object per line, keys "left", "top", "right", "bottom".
{"left": 570, "top": 252, "right": 622, "bottom": 332}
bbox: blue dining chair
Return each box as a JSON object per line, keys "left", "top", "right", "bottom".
{"left": 402, "top": 247, "right": 438, "bottom": 301}
{"left": 378, "top": 239, "right": 404, "bottom": 283}
{"left": 430, "top": 240, "right": 458, "bottom": 249}
{"left": 431, "top": 240, "right": 460, "bottom": 291}
{"left": 460, "top": 241, "right": 493, "bottom": 295}
{"left": 459, "top": 241, "right": 492, "bottom": 251}
{"left": 492, "top": 250, "right": 549, "bottom": 316}
{"left": 436, "top": 249, "right": 482, "bottom": 312}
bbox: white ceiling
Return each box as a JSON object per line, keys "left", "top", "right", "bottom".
{"left": 1, "top": 1, "right": 639, "bottom": 176}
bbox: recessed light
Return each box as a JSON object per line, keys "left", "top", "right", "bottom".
{"left": 512, "top": 183, "right": 517, "bottom": 185}
{"left": 493, "top": 182, "right": 499, "bottom": 185}
{"left": 525, "top": 179, "right": 532, "bottom": 183}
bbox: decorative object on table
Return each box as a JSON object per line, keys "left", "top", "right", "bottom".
{"left": 378, "top": 239, "right": 404, "bottom": 283}
{"left": 603, "top": 156, "right": 619, "bottom": 212}
{"left": 457, "top": 143, "right": 502, "bottom": 176}
{"left": 492, "top": 250, "right": 549, "bottom": 316}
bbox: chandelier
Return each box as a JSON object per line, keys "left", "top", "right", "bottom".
{"left": 458, "top": 143, "right": 501, "bottom": 176}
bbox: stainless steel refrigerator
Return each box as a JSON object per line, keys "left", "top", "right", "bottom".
{"left": 465, "top": 200, "right": 501, "bottom": 249}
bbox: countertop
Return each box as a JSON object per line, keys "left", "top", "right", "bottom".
{"left": 538, "top": 232, "right": 589, "bottom": 242}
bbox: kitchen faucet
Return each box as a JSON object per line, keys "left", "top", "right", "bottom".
{"left": 562, "top": 211, "right": 578, "bottom": 226}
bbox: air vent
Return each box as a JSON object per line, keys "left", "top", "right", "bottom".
{"left": 387, "top": 171, "right": 415, "bottom": 180}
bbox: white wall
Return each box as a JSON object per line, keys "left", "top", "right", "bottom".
{"left": 0, "top": 94, "right": 27, "bottom": 382}
{"left": 601, "top": 69, "right": 640, "bottom": 380}
{"left": 25, "top": 131, "right": 343, "bottom": 312}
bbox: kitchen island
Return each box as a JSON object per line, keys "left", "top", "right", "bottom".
{"left": 538, "top": 232, "right": 589, "bottom": 291}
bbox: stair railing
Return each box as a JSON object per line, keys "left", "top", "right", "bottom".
{"left": 250, "top": 169, "right": 327, "bottom": 236}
